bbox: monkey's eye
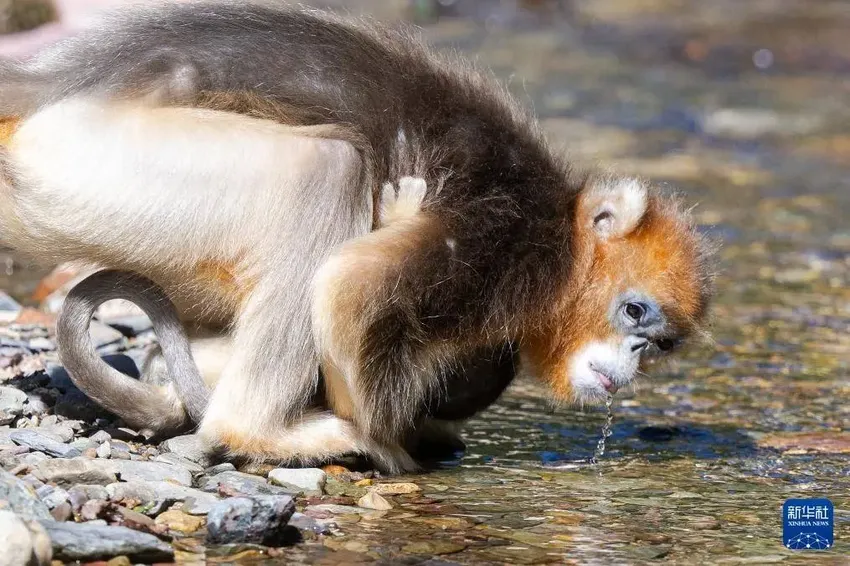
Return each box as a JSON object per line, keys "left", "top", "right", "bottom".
{"left": 624, "top": 302, "right": 646, "bottom": 322}
{"left": 655, "top": 338, "right": 676, "bottom": 352}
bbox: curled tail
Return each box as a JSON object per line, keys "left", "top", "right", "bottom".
{"left": 57, "top": 269, "right": 210, "bottom": 436}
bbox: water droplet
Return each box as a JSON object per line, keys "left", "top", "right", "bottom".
{"left": 590, "top": 395, "right": 615, "bottom": 464}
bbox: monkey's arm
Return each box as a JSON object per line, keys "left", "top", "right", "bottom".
{"left": 57, "top": 269, "right": 209, "bottom": 436}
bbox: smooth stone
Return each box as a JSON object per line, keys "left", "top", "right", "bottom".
{"left": 10, "top": 429, "right": 81, "bottom": 459}
{"left": 34, "top": 458, "right": 192, "bottom": 487}
{"left": 158, "top": 434, "right": 212, "bottom": 467}
{"left": 357, "top": 491, "right": 393, "bottom": 511}
{"left": 0, "top": 510, "right": 52, "bottom": 566}
{"left": 89, "top": 323, "right": 126, "bottom": 350}
{"left": 206, "top": 495, "right": 295, "bottom": 546}
{"left": 201, "top": 471, "right": 297, "bottom": 497}
{"left": 39, "top": 520, "right": 173, "bottom": 562}
{"left": 0, "top": 469, "right": 52, "bottom": 521}
{"left": 0, "top": 386, "right": 28, "bottom": 425}
{"left": 268, "top": 468, "right": 327, "bottom": 494}
{"left": 306, "top": 503, "right": 376, "bottom": 516}
{"left": 106, "top": 481, "right": 219, "bottom": 514}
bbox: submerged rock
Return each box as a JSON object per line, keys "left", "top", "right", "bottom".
{"left": 206, "top": 495, "right": 296, "bottom": 546}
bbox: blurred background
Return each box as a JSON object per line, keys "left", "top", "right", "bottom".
{"left": 1, "top": 1, "right": 848, "bottom": 562}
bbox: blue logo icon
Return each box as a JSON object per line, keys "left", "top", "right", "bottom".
{"left": 783, "top": 498, "right": 833, "bottom": 550}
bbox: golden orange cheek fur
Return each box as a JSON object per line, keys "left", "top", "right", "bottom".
{"left": 525, "top": 193, "right": 709, "bottom": 400}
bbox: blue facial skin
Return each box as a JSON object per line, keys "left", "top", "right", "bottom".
{"left": 610, "top": 290, "right": 681, "bottom": 355}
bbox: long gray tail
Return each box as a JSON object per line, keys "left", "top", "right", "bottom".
{"left": 57, "top": 269, "right": 210, "bottom": 435}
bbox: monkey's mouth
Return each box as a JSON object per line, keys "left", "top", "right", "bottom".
{"left": 591, "top": 366, "right": 619, "bottom": 394}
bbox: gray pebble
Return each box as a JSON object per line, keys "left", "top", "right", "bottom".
{"left": 0, "top": 386, "right": 28, "bottom": 425}
{"left": 11, "top": 429, "right": 81, "bottom": 459}
{"left": 40, "top": 424, "right": 75, "bottom": 443}
{"left": 38, "top": 519, "right": 173, "bottom": 562}
{"left": 201, "top": 471, "right": 298, "bottom": 497}
{"left": 206, "top": 495, "right": 295, "bottom": 546}
{"left": 0, "top": 469, "right": 52, "bottom": 521}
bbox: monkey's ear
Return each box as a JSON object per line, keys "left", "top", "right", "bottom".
{"left": 581, "top": 177, "right": 648, "bottom": 239}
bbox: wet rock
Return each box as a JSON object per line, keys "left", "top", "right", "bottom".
{"left": 39, "top": 520, "right": 173, "bottom": 562}
{"left": 201, "top": 471, "right": 297, "bottom": 497}
{"left": 268, "top": 468, "right": 326, "bottom": 494}
{"left": 206, "top": 495, "right": 295, "bottom": 546}
{"left": 154, "top": 509, "right": 204, "bottom": 533}
{"left": 402, "top": 540, "right": 467, "bottom": 556}
{"left": 758, "top": 432, "right": 850, "bottom": 454}
{"left": 0, "top": 510, "right": 52, "bottom": 566}
{"left": 306, "top": 503, "right": 375, "bottom": 516}
{"left": 288, "top": 511, "right": 331, "bottom": 534}
{"left": 106, "top": 481, "right": 219, "bottom": 514}
{"left": 357, "top": 491, "right": 393, "bottom": 511}
{"left": 0, "top": 386, "right": 28, "bottom": 425}
{"left": 370, "top": 482, "right": 421, "bottom": 495}
{"left": 159, "top": 434, "right": 212, "bottom": 467}
{"left": 0, "top": 469, "right": 52, "bottom": 520}
{"left": 11, "top": 429, "right": 81, "bottom": 458}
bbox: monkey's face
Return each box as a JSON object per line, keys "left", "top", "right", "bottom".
{"left": 526, "top": 177, "right": 713, "bottom": 405}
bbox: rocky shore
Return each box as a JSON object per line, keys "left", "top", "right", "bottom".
{"left": 0, "top": 287, "right": 428, "bottom": 564}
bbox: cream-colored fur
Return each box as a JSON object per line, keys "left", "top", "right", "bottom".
{"left": 0, "top": 98, "right": 424, "bottom": 468}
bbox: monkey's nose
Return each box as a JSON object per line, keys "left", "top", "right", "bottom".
{"left": 631, "top": 339, "right": 649, "bottom": 352}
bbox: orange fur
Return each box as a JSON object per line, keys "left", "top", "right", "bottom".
{"left": 0, "top": 117, "right": 19, "bottom": 147}
{"left": 524, "top": 189, "right": 709, "bottom": 399}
